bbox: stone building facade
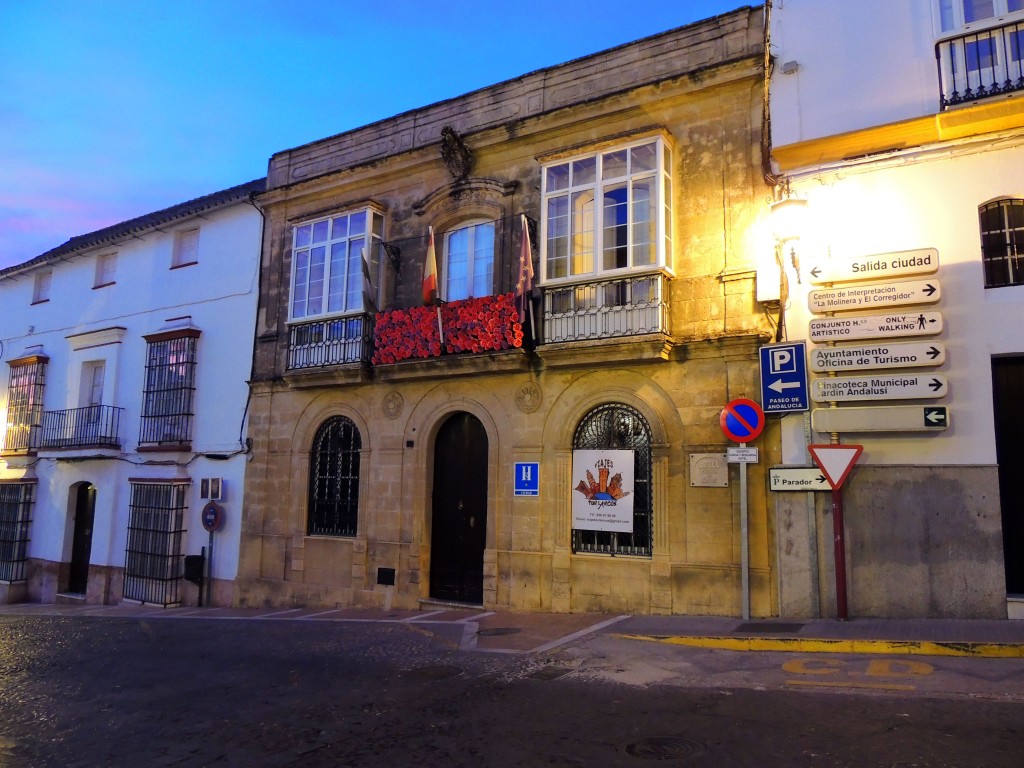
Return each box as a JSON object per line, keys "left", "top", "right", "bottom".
{"left": 237, "top": 8, "right": 778, "bottom": 615}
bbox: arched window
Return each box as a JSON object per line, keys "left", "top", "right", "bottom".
{"left": 308, "top": 416, "right": 361, "bottom": 537}
{"left": 979, "top": 198, "right": 1024, "bottom": 288}
{"left": 572, "top": 403, "right": 653, "bottom": 556}
{"left": 444, "top": 220, "right": 495, "bottom": 300}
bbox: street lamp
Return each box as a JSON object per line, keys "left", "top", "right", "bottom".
{"left": 769, "top": 182, "right": 808, "bottom": 341}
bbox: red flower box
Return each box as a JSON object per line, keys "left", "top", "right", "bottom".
{"left": 372, "top": 292, "right": 524, "bottom": 364}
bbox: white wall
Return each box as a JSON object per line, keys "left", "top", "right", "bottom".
{"left": 0, "top": 200, "right": 262, "bottom": 584}
{"left": 771, "top": 0, "right": 943, "bottom": 146}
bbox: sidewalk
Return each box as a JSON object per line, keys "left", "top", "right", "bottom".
{"left": 2, "top": 601, "right": 1023, "bottom": 657}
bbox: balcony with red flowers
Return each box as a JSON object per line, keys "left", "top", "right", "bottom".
{"left": 371, "top": 293, "right": 528, "bottom": 378}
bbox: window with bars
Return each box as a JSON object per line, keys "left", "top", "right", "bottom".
{"left": 139, "top": 331, "right": 199, "bottom": 445}
{"left": 980, "top": 198, "right": 1024, "bottom": 287}
{"left": 3, "top": 356, "right": 47, "bottom": 453}
{"left": 572, "top": 403, "right": 653, "bottom": 556}
{"left": 124, "top": 481, "right": 187, "bottom": 605}
{"left": 0, "top": 483, "right": 34, "bottom": 582}
{"left": 308, "top": 416, "right": 362, "bottom": 537}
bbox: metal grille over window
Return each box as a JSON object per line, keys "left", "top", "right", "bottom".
{"left": 124, "top": 482, "right": 187, "bottom": 605}
{"left": 0, "top": 483, "right": 34, "bottom": 582}
{"left": 139, "top": 335, "right": 197, "bottom": 444}
{"left": 308, "top": 416, "right": 361, "bottom": 537}
{"left": 980, "top": 198, "right": 1024, "bottom": 287}
{"left": 3, "top": 358, "right": 46, "bottom": 453}
{"left": 572, "top": 403, "right": 653, "bottom": 556}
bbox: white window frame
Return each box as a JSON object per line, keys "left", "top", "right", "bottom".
{"left": 94, "top": 252, "right": 116, "bottom": 287}
{"left": 171, "top": 228, "right": 200, "bottom": 268}
{"left": 540, "top": 136, "right": 672, "bottom": 286}
{"left": 938, "top": 0, "right": 1024, "bottom": 33}
{"left": 443, "top": 219, "right": 495, "bottom": 300}
{"left": 32, "top": 270, "right": 51, "bottom": 304}
{"left": 289, "top": 208, "right": 383, "bottom": 322}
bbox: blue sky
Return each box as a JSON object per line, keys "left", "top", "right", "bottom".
{"left": 0, "top": 0, "right": 750, "bottom": 269}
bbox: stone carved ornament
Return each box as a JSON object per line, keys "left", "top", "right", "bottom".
{"left": 440, "top": 126, "right": 473, "bottom": 181}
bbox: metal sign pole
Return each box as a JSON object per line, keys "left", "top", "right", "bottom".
{"left": 831, "top": 488, "right": 848, "bottom": 620}
{"left": 206, "top": 529, "right": 214, "bottom": 608}
{"left": 740, "top": 444, "right": 750, "bottom": 620}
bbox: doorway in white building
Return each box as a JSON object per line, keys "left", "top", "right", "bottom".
{"left": 67, "top": 482, "right": 96, "bottom": 595}
{"left": 992, "top": 357, "right": 1024, "bottom": 595}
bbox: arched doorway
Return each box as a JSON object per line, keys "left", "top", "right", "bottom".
{"left": 430, "top": 412, "right": 488, "bottom": 604}
{"left": 67, "top": 482, "right": 96, "bottom": 594}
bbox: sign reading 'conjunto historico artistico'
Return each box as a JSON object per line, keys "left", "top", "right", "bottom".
{"left": 571, "top": 450, "right": 635, "bottom": 533}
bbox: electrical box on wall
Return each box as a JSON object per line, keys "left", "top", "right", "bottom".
{"left": 200, "top": 477, "right": 223, "bottom": 501}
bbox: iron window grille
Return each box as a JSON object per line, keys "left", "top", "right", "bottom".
{"left": 139, "top": 332, "right": 198, "bottom": 445}
{"left": 572, "top": 403, "right": 653, "bottom": 556}
{"left": 124, "top": 481, "right": 187, "bottom": 605}
{"left": 980, "top": 198, "right": 1024, "bottom": 287}
{"left": 308, "top": 416, "right": 362, "bottom": 537}
{"left": 0, "top": 483, "right": 34, "bottom": 582}
{"left": 3, "top": 356, "right": 47, "bottom": 453}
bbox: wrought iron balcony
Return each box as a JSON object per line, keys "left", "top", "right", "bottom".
{"left": 937, "top": 20, "right": 1024, "bottom": 108}
{"left": 541, "top": 273, "right": 669, "bottom": 344}
{"left": 40, "top": 405, "right": 122, "bottom": 449}
{"left": 288, "top": 314, "right": 374, "bottom": 370}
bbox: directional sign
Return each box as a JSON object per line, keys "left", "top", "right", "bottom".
{"left": 809, "top": 311, "right": 943, "bottom": 342}
{"left": 807, "top": 444, "right": 863, "bottom": 490}
{"left": 809, "top": 341, "right": 946, "bottom": 373}
{"left": 807, "top": 248, "right": 939, "bottom": 285}
{"left": 759, "top": 342, "right": 809, "bottom": 413}
{"left": 811, "top": 405, "right": 950, "bottom": 433}
{"left": 769, "top": 466, "right": 830, "bottom": 492}
{"left": 811, "top": 373, "right": 948, "bottom": 402}
{"left": 808, "top": 279, "right": 940, "bottom": 314}
{"left": 720, "top": 398, "right": 765, "bottom": 443}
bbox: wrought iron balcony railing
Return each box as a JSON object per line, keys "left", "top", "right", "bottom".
{"left": 40, "top": 405, "right": 122, "bottom": 449}
{"left": 2, "top": 423, "right": 38, "bottom": 453}
{"left": 288, "top": 314, "right": 374, "bottom": 370}
{"left": 541, "top": 273, "right": 669, "bottom": 344}
{"left": 937, "top": 20, "right": 1024, "bottom": 108}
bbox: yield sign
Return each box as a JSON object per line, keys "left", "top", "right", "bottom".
{"left": 807, "top": 444, "right": 863, "bottom": 490}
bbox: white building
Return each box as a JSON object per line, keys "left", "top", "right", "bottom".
{"left": 768, "top": 0, "right": 1024, "bottom": 618}
{"left": 0, "top": 179, "right": 264, "bottom": 607}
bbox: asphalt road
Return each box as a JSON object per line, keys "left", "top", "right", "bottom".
{"left": 1, "top": 615, "right": 1021, "bottom": 767}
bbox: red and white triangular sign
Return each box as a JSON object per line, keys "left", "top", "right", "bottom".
{"left": 807, "top": 444, "right": 863, "bottom": 490}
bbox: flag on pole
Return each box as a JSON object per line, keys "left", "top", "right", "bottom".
{"left": 515, "top": 214, "right": 534, "bottom": 325}
{"left": 422, "top": 226, "right": 438, "bottom": 305}
{"left": 360, "top": 247, "right": 376, "bottom": 313}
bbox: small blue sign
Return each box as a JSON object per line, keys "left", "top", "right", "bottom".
{"left": 514, "top": 462, "right": 540, "bottom": 496}
{"left": 759, "top": 341, "right": 810, "bottom": 413}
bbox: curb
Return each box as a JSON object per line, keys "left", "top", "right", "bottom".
{"left": 612, "top": 633, "right": 1024, "bottom": 658}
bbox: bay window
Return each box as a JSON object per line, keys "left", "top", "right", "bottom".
{"left": 541, "top": 137, "right": 672, "bottom": 284}
{"left": 290, "top": 208, "right": 383, "bottom": 321}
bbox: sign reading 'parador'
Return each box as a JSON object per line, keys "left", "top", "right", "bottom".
{"left": 807, "top": 248, "right": 939, "bottom": 285}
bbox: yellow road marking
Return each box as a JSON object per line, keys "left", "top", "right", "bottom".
{"left": 612, "top": 633, "right": 1024, "bottom": 658}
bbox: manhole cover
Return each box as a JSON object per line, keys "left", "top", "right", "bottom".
{"left": 477, "top": 627, "right": 521, "bottom": 636}
{"left": 625, "top": 736, "right": 707, "bottom": 761}
{"left": 403, "top": 664, "right": 463, "bottom": 681}
{"left": 734, "top": 622, "right": 804, "bottom": 634}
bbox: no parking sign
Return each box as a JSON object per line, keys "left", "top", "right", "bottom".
{"left": 720, "top": 398, "right": 765, "bottom": 444}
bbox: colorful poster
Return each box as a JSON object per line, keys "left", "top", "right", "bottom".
{"left": 571, "top": 450, "right": 634, "bottom": 532}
